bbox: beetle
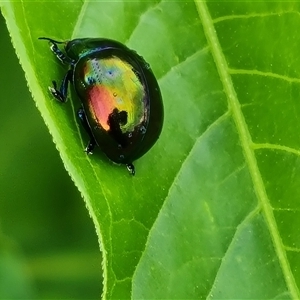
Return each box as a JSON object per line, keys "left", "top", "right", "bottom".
{"left": 39, "top": 37, "right": 164, "bottom": 175}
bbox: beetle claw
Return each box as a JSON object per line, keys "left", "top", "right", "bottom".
{"left": 48, "top": 80, "right": 65, "bottom": 102}
{"left": 84, "top": 139, "right": 96, "bottom": 154}
{"left": 84, "top": 147, "right": 93, "bottom": 155}
{"left": 126, "top": 163, "right": 135, "bottom": 176}
{"left": 48, "top": 86, "right": 63, "bottom": 102}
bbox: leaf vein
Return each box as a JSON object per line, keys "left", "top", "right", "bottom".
{"left": 229, "top": 68, "right": 300, "bottom": 84}
{"left": 213, "top": 10, "right": 300, "bottom": 24}
{"left": 72, "top": 0, "right": 88, "bottom": 38}
{"left": 196, "top": 2, "right": 300, "bottom": 298}
{"left": 126, "top": 0, "right": 163, "bottom": 44}
{"left": 205, "top": 204, "right": 262, "bottom": 300}
{"left": 253, "top": 143, "right": 300, "bottom": 156}
{"left": 158, "top": 45, "right": 209, "bottom": 81}
{"left": 70, "top": 1, "right": 112, "bottom": 295}
{"left": 285, "top": 246, "right": 300, "bottom": 253}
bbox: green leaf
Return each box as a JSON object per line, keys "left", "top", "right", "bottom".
{"left": 1, "top": 0, "right": 300, "bottom": 298}
{"left": 0, "top": 233, "right": 35, "bottom": 298}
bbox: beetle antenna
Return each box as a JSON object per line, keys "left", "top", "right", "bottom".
{"left": 38, "top": 37, "right": 65, "bottom": 44}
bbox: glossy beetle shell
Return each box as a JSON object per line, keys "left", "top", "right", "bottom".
{"left": 68, "top": 39, "right": 163, "bottom": 164}
{"left": 41, "top": 36, "right": 164, "bottom": 174}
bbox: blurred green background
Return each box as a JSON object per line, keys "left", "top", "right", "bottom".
{"left": 0, "top": 12, "right": 102, "bottom": 299}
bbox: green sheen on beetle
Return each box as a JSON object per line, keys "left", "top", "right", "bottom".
{"left": 39, "top": 37, "right": 164, "bottom": 175}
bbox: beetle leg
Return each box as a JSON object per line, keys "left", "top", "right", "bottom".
{"left": 39, "top": 37, "right": 74, "bottom": 65}
{"left": 85, "top": 139, "right": 97, "bottom": 155}
{"left": 49, "top": 42, "right": 69, "bottom": 64}
{"left": 77, "top": 108, "right": 96, "bottom": 154}
{"left": 49, "top": 70, "right": 72, "bottom": 103}
{"left": 126, "top": 163, "right": 135, "bottom": 176}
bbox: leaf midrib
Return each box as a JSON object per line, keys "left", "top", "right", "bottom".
{"left": 196, "top": 1, "right": 299, "bottom": 298}
{"left": 71, "top": 1, "right": 110, "bottom": 297}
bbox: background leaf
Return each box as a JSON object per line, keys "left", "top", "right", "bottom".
{"left": 1, "top": 0, "right": 300, "bottom": 299}
{"left": 0, "top": 10, "right": 102, "bottom": 299}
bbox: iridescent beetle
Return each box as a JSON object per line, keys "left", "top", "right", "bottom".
{"left": 40, "top": 37, "right": 164, "bottom": 175}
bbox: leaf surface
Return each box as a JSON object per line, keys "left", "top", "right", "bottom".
{"left": 1, "top": 1, "right": 300, "bottom": 298}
